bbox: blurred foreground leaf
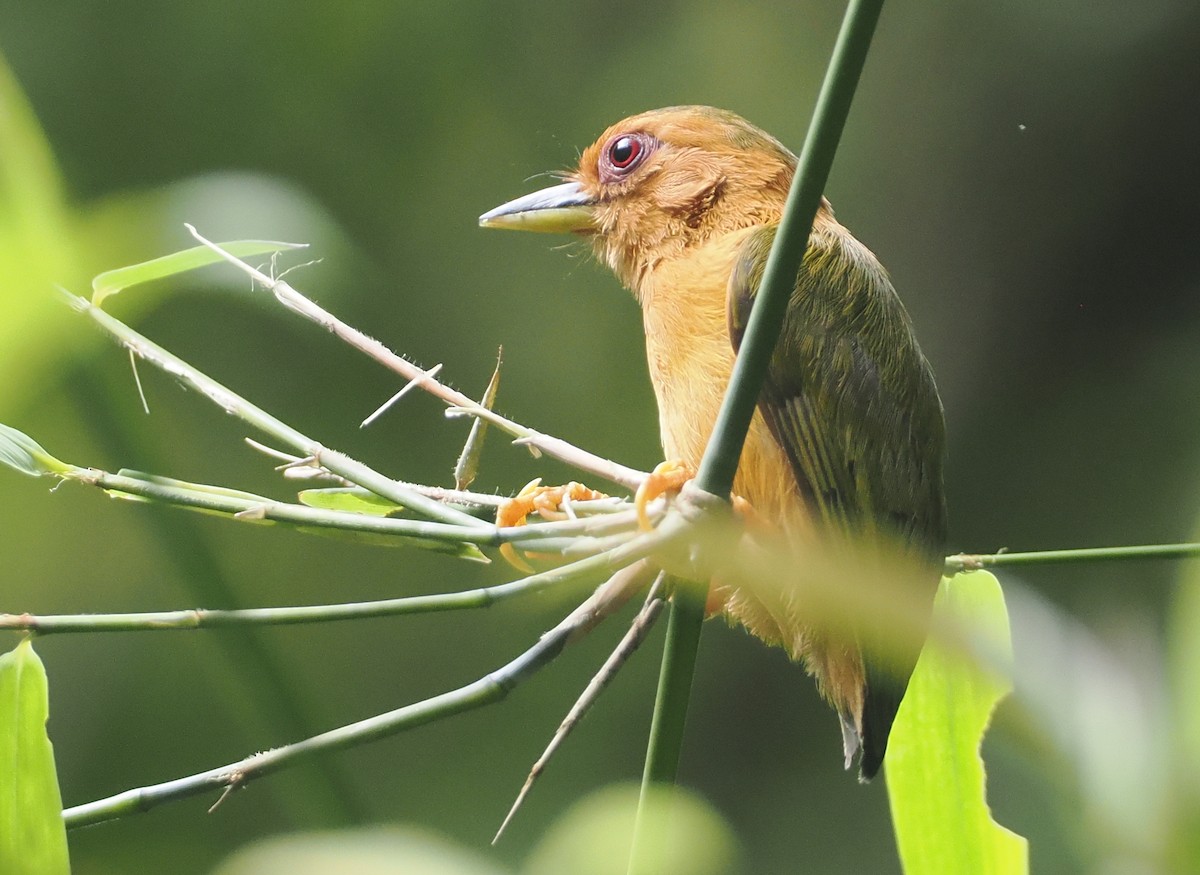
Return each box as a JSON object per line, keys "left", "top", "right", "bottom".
{"left": 885, "top": 571, "right": 1027, "bottom": 874}
{"left": 212, "top": 827, "right": 507, "bottom": 875}
{"left": 209, "top": 784, "right": 735, "bottom": 875}
{"left": 0, "top": 640, "right": 71, "bottom": 875}
{"left": 0, "top": 53, "right": 79, "bottom": 413}
{"left": 524, "top": 783, "right": 735, "bottom": 875}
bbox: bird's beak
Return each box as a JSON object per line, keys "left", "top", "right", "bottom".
{"left": 478, "top": 181, "right": 596, "bottom": 233}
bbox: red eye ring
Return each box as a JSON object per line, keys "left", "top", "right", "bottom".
{"left": 608, "top": 135, "right": 642, "bottom": 169}
{"left": 600, "top": 133, "right": 654, "bottom": 181}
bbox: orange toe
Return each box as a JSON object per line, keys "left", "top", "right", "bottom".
{"left": 634, "top": 460, "right": 695, "bottom": 530}
{"left": 496, "top": 479, "right": 607, "bottom": 571}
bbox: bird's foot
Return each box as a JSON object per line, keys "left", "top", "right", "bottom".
{"left": 634, "top": 460, "right": 761, "bottom": 532}
{"left": 634, "top": 460, "right": 696, "bottom": 530}
{"left": 497, "top": 478, "right": 607, "bottom": 571}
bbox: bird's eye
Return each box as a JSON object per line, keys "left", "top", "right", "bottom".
{"left": 609, "top": 136, "right": 642, "bottom": 169}
{"left": 600, "top": 133, "right": 654, "bottom": 181}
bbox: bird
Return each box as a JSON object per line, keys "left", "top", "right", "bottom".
{"left": 479, "top": 106, "right": 946, "bottom": 780}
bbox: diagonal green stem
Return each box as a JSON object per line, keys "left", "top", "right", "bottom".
{"left": 61, "top": 602, "right": 589, "bottom": 829}
{"left": 695, "top": 0, "right": 886, "bottom": 499}
{"left": 60, "top": 290, "right": 485, "bottom": 529}
{"left": 631, "top": 0, "right": 886, "bottom": 870}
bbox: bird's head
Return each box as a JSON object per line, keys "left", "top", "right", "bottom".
{"left": 480, "top": 106, "right": 799, "bottom": 289}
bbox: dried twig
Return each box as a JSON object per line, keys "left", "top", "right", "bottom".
{"left": 493, "top": 570, "right": 666, "bottom": 843}
{"left": 184, "top": 225, "right": 648, "bottom": 492}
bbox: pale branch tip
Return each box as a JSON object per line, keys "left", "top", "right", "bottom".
{"left": 183, "top": 223, "right": 647, "bottom": 492}
{"left": 360, "top": 362, "right": 444, "bottom": 428}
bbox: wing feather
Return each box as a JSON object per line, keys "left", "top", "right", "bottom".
{"left": 727, "top": 221, "right": 947, "bottom": 778}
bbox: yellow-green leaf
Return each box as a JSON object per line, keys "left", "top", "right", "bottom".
{"left": 0, "top": 640, "right": 71, "bottom": 875}
{"left": 91, "top": 239, "right": 305, "bottom": 306}
{"left": 296, "top": 525, "right": 489, "bottom": 562}
{"left": 885, "top": 571, "right": 1027, "bottom": 875}
{"left": 0, "top": 423, "right": 71, "bottom": 478}
{"left": 297, "top": 487, "right": 403, "bottom": 516}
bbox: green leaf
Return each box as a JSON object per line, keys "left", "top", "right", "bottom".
{"left": 886, "top": 571, "right": 1027, "bottom": 875}
{"left": 297, "top": 489, "right": 487, "bottom": 560}
{"left": 0, "top": 640, "right": 71, "bottom": 875}
{"left": 296, "top": 525, "right": 490, "bottom": 562}
{"left": 297, "top": 487, "right": 403, "bottom": 516}
{"left": 0, "top": 424, "right": 70, "bottom": 477}
{"left": 91, "top": 239, "right": 305, "bottom": 306}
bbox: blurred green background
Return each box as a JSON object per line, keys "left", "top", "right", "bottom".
{"left": 2, "top": 1, "right": 1199, "bottom": 872}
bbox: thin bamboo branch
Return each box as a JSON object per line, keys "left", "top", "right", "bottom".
{"left": 184, "top": 225, "right": 648, "bottom": 492}
{"left": 62, "top": 465, "right": 643, "bottom": 549}
{"left": 5, "top": 531, "right": 669, "bottom": 635}
{"left": 945, "top": 542, "right": 1200, "bottom": 574}
{"left": 61, "top": 290, "right": 485, "bottom": 530}
{"left": 60, "top": 547, "right": 668, "bottom": 830}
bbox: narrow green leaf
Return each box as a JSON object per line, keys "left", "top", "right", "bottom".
{"left": 296, "top": 525, "right": 490, "bottom": 562}
{"left": 886, "top": 571, "right": 1028, "bottom": 875}
{"left": 115, "top": 469, "right": 275, "bottom": 503}
{"left": 0, "top": 640, "right": 71, "bottom": 875}
{"left": 0, "top": 423, "right": 70, "bottom": 477}
{"left": 297, "top": 488, "right": 487, "bottom": 560}
{"left": 91, "top": 239, "right": 306, "bottom": 306}
{"left": 298, "top": 487, "right": 403, "bottom": 516}
{"left": 454, "top": 349, "right": 502, "bottom": 491}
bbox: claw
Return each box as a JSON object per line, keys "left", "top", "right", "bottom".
{"left": 633, "top": 460, "right": 695, "bottom": 530}
{"left": 496, "top": 479, "right": 606, "bottom": 571}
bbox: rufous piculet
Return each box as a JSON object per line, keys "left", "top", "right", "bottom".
{"left": 480, "top": 106, "right": 946, "bottom": 780}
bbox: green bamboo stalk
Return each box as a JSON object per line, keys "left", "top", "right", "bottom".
{"left": 62, "top": 465, "right": 641, "bottom": 551}
{"left": 630, "top": 0, "right": 886, "bottom": 870}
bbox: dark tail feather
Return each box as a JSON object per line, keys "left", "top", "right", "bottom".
{"left": 857, "top": 670, "right": 908, "bottom": 781}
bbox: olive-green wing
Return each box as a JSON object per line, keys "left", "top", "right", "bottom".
{"left": 727, "top": 222, "right": 947, "bottom": 779}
